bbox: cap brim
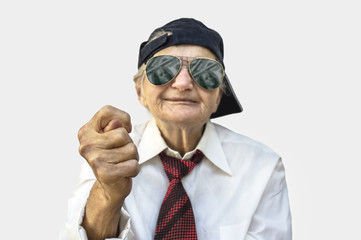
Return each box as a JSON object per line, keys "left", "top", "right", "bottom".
{"left": 211, "top": 75, "right": 243, "bottom": 118}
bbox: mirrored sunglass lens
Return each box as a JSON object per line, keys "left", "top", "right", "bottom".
{"left": 146, "top": 56, "right": 180, "bottom": 85}
{"left": 190, "top": 59, "right": 223, "bottom": 90}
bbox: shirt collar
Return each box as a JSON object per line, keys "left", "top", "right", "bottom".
{"left": 197, "top": 121, "right": 232, "bottom": 176}
{"left": 137, "top": 118, "right": 232, "bottom": 176}
{"left": 137, "top": 118, "right": 168, "bottom": 163}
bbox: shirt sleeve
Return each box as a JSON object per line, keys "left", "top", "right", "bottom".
{"left": 58, "top": 163, "right": 135, "bottom": 240}
{"left": 246, "top": 158, "right": 292, "bottom": 240}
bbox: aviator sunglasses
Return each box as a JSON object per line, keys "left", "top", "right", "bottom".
{"left": 145, "top": 55, "right": 225, "bottom": 90}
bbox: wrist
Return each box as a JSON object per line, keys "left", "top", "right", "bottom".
{"left": 82, "top": 181, "right": 124, "bottom": 240}
{"left": 93, "top": 181, "right": 126, "bottom": 209}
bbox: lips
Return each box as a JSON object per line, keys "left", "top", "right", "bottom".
{"left": 165, "top": 97, "right": 198, "bottom": 103}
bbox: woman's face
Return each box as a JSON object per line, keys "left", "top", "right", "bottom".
{"left": 137, "top": 44, "right": 222, "bottom": 127}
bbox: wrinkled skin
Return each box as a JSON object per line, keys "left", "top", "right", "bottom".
{"left": 79, "top": 105, "right": 139, "bottom": 240}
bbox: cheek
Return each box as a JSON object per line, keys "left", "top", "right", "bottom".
{"left": 142, "top": 84, "right": 163, "bottom": 109}
{"left": 140, "top": 80, "right": 153, "bottom": 107}
{"left": 141, "top": 97, "right": 149, "bottom": 108}
{"left": 212, "top": 99, "right": 220, "bottom": 112}
{"left": 215, "top": 93, "right": 222, "bottom": 109}
{"left": 141, "top": 90, "right": 151, "bottom": 108}
{"left": 205, "top": 91, "right": 222, "bottom": 112}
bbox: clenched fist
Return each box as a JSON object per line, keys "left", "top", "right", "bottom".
{"left": 78, "top": 105, "right": 139, "bottom": 239}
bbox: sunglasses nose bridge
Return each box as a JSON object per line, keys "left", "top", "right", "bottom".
{"left": 171, "top": 61, "right": 194, "bottom": 90}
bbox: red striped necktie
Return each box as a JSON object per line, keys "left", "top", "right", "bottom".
{"left": 154, "top": 150, "right": 204, "bottom": 240}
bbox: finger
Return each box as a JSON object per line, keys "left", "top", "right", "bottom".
{"left": 113, "top": 159, "right": 140, "bottom": 178}
{"left": 93, "top": 159, "right": 140, "bottom": 184}
{"left": 86, "top": 142, "right": 139, "bottom": 165}
{"left": 91, "top": 105, "right": 132, "bottom": 133}
{"left": 97, "top": 127, "right": 133, "bottom": 149}
{"left": 103, "top": 119, "right": 123, "bottom": 132}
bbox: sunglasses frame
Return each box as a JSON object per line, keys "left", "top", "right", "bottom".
{"left": 144, "top": 55, "right": 225, "bottom": 90}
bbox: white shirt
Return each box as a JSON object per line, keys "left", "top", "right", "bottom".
{"left": 59, "top": 118, "right": 292, "bottom": 240}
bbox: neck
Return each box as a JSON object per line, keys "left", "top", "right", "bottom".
{"left": 156, "top": 120, "right": 206, "bottom": 156}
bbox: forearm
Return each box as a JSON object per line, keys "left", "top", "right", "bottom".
{"left": 82, "top": 181, "right": 124, "bottom": 240}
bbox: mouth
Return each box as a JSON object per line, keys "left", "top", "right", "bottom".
{"left": 165, "top": 98, "right": 198, "bottom": 104}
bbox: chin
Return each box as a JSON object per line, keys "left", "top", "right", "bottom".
{"left": 165, "top": 112, "right": 209, "bottom": 125}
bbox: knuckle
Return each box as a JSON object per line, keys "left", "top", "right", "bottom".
{"left": 77, "top": 124, "right": 87, "bottom": 141}
{"left": 123, "top": 111, "right": 131, "bottom": 122}
{"left": 117, "top": 127, "right": 129, "bottom": 137}
{"left": 102, "top": 131, "right": 123, "bottom": 149}
{"left": 111, "top": 128, "right": 130, "bottom": 145}
{"left": 101, "top": 104, "right": 112, "bottom": 112}
{"left": 126, "top": 143, "right": 139, "bottom": 160}
{"left": 78, "top": 143, "right": 91, "bottom": 158}
{"left": 126, "top": 160, "right": 140, "bottom": 177}
{"left": 87, "top": 154, "right": 104, "bottom": 171}
{"left": 99, "top": 105, "right": 114, "bottom": 117}
{"left": 130, "top": 160, "right": 140, "bottom": 174}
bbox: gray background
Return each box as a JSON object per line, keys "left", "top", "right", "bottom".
{"left": 1, "top": 0, "right": 360, "bottom": 239}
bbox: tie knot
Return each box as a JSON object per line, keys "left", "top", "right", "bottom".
{"left": 159, "top": 150, "right": 204, "bottom": 181}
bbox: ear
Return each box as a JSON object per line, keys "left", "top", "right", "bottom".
{"left": 135, "top": 84, "right": 148, "bottom": 108}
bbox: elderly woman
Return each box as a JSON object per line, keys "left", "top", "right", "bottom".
{"left": 61, "top": 18, "right": 292, "bottom": 240}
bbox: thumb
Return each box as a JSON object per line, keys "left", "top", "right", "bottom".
{"left": 103, "top": 119, "right": 123, "bottom": 132}
{"left": 92, "top": 105, "right": 132, "bottom": 133}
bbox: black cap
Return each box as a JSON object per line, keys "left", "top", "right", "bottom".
{"left": 138, "top": 18, "right": 243, "bottom": 118}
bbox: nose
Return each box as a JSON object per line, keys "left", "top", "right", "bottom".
{"left": 171, "top": 65, "right": 194, "bottom": 91}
